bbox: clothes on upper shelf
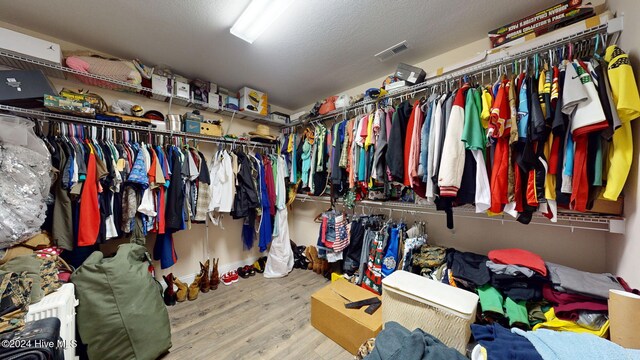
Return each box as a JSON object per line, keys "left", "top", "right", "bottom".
{"left": 40, "top": 128, "right": 284, "bottom": 269}
{"left": 286, "top": 45, "right": 640, "bottom": 229}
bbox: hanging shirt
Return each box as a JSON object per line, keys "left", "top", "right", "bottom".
{"left": 462, "top": 88, "right": 491, "bottom": 213}
{"left": 603, "top": 45, "right": 640, "bottom": 200}
{"left": 480, "top": 87, "right": 492, "bottom": 129}
{"left": 562, "top": 61, "right": 607, "bottom": 135}
{"left": 489, "top": 79, "right": 511, "bottom": 213}
{"left": 418, "top": 96, "right": 437, "bottom": 179}
{"left": 78, "top": 147, "right": 100, "bottom": 246}
{"left": 517, "top": 79, "right": 530, "bottom": 141}
{"left": 404, "top": 100, "right": 422, "bottom": 187}
{"left": 257, "top": 153, "right": 273, "bottom": 252}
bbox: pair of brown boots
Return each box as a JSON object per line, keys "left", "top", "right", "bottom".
{"left": 187, "top": 258, "right": 220, "bottom": 301}
{"left": 305, "top": 246, "right": 329, "bottom": 275}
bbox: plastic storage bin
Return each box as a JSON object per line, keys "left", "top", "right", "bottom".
{"left": 381, "top": 270, "right": 478, "bottom": 354}
{"left": 26, "top": 283, "right": 79, "bottom": 360}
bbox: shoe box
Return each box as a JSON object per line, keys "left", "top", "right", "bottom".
{"left": 0, "top": 27, "right": 62, "bottom": 66}
{"left": 310, "top": 278, "right": 382, "bottom": 355}
{"left": 238, "top": 86, "right": 268, "bottom": 116}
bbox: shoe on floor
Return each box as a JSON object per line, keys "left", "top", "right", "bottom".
{"left": 210, "top": 258, "right": 220, "bottom": 290}
{"left": 188, "top": 273, "right": 202, "bottom": 301}
{"left": 229, "top": 270, "right": 239, "bottom": 283}
{"left": 200, "top": 259, "right": 211, "bottom": 293}
{"left": 173, "top": 274, "right": 188, "bottom": 302}
{"left": 162, "top": 274, "right": 177, "bottom": 306}
{"left": 245, "top": 265, "right": 256, "bottom": 277}
{"left": 253, "top": 256, "right": 267, "bottom": 273}
{"left": 221, "top": 272, "right": 233, "bottom": 286}
{"left": 237, "top": 267, "right": 250, "bottom": 279}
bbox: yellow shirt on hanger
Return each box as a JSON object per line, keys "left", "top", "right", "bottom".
{"left": 364, "top": 113, "right": 375, "bottom": 149}
{"left": 481, "top": 87, "right": 492, "bottom": 129}
{"left": 544, "top": 133, "right": 556, "bottom": 201}
{"left": 603, "top": 45, "right": 640, "bottom": 200}
{"left": 538, "top": 69, "right": 547, "bottom": 118}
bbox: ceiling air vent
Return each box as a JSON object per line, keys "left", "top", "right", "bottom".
{"left": 374, "top": 40, "right": 409, "bottom": 62}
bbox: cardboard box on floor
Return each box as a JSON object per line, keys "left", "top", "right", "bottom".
{"left": 310, "top": 278, "right": 382, "bottom": 355}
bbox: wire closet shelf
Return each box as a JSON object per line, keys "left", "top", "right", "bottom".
{"left": 295, "top": 195, "right": 621, "bottom": 233}
{"left": 0, "top": 50, "right": 279, "bottom": 126}
{"left": 284, "top": 21, "right": 613, "bottom": 129}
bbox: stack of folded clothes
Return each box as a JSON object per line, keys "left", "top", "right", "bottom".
{"left": 534, "top": 262, "right": 626, "bottom": 337}
{"left": 475, "top": 249, "right": 549, "bottom": 329}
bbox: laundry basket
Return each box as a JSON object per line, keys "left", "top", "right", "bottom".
{"left": 26, "top": 283, "right": 78, "bottom": 360}
{"left": 381, "top": 271, "right": 478, "bottom": 354}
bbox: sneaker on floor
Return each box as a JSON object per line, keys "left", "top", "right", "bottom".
{"left": 229, "top": 270, "right": 239, "bottom": 283}
{"left": 221, "top": 272, "right": 233, "bottom": 286}
{"left": 237, "top": 267, "right": 250, "bottom": 279}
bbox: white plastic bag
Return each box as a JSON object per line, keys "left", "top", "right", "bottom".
{"left": 0, "top": 116, "right": 52, "bottom": 249}
{"left": 334, "top": 93, "right": 350, "bottom": 108}
{"left": 263, "top": 208, "right": 294, "bottom": 278}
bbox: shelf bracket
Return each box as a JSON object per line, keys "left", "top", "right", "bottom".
{"left": 609, "top": 218, "right": 626, "bottom": 234}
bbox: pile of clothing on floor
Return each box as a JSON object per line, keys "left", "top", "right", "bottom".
{"left": 359, "top": 320, "right": 640, "bottom": 360}
{"left": 359, "top": 318, "right": 640, "bottom": 360}
{"left": 0, "top": 233, "right": 63, "bottom": 335}
{"left": 439, "top": 247, "right": 629, "bottom": 337}
{"left": 319, "top": 221, "right": 640, "bottom": 359}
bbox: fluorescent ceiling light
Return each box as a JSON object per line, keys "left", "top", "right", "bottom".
{"left": 230, "top": 0, "right": 294, "bottom": 44}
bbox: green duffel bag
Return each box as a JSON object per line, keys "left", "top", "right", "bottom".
{"left": 71, "top": 244, "right": 171, "bottom": 360}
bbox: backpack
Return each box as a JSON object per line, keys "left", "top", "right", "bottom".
{"left": 71, "top": 244, "right": 171, "bottom": 360}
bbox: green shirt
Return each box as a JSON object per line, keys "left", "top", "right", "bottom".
{"left": 461, "top": 87, "right": 486, "bottom": 154}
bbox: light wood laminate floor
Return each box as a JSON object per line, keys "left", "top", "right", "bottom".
{"left": 163, "top": 269, "right": 353, "bottom": 360}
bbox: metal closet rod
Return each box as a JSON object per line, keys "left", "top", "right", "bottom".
{"left": 0, "top": 104, "right": 276, "bottom": 149}
{"left": 295, "top": 196, "right": 610, "bottom": 232}
{"left": 284, "top": 22, "right": 612, "bottom": 130}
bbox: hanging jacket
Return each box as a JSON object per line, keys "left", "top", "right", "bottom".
{"left": 426, "top": 94, "right": 445, "bottom": 200}
{"left": 438, "top": 85, "right": 469, "bottom": 197}
{"left": 386, "top": 101, "right": 413, "bottom": 181}
{"left": 231, "top": 151, "right": 260, "bottom": 219}
{"left": 165, "top": 146, "right": 185, "bottom": 232}
{"left": 372, "top": 109, "right": 388, "bottom": 181}
{"left": 432, "top": 92, "right": 455, "bottom": 195}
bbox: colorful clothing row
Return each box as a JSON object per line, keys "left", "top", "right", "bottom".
{"left": 43, "top": 133, "right": 285, "bottom": 269}
{"left": 290, "top": 46, "right": 640, "bottom": 229}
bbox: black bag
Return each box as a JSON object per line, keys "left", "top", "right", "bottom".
{"left": 0, "top": 317, "right": 64, "bottom": 360}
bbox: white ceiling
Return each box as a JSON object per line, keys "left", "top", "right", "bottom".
{"left": 0, "top": 0, "right": 560, "bottom": 110}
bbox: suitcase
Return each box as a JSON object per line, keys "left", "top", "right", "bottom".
{"left": 0, "top": 317, "right": 65, "bottom": 360}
